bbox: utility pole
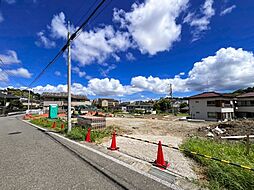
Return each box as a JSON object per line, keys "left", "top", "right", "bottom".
{"left": 67, "top": 21, "right": 72, "bottom": 133}
{"left": 169, "top": 84, "right": 174, "bottom": 115}
{"left": 28, "top": 89, "right": 30, "bottom": 112}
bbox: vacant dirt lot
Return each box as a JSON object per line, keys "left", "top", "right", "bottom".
{"left": 106, "top": 115, "right": 207, "bottom": 138}
{"left": 103, "top": 115, "right": 210, "bottom": 179}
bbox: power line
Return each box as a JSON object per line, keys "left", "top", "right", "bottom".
{"left": 0, "top": 58, "right": 27, "bottom": 87}
{"left": 72, "top": 0, "right": 113, "bottom": 42}
{"left": 28, "top": 0, "right": 108, "bottom": 88}
{"left": 74, "top": 0, "right": 100, "bottom": 27}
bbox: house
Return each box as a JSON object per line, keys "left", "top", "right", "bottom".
{"left": 126, "top": 101, "right": 154, "bottom": 114}
{"left": 42, "top": 92, "right": 91, "bottom": 111}
{"left": 0, "top": 92, "right": 20, "bottom": 107}
{"left": 235, "top": 92, "right": 254, "bottom": 118}
{"left": 93, "top": 98, "right": 119, "bottom": 109}
{"left": 0, "top": 92, "right": 20, "bottom": 114}
{"left": 20, "top": 97, "right": 41, "bottom": 108}
{"left": 189, "top": 92, "right": 235, "bottom": 121}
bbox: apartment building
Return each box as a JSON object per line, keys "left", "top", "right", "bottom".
{"left": 42, "top": 92, "right": 91, "bottom": 110}
{"left": 235, "top": 92, "right": 254, "bottom": 118}
{"left": 189, "top": 92, "right": 235, "bottom": 121}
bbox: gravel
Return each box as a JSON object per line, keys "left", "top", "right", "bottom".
{"left": 102, "top": 134, "right": 197, "bottom": 180}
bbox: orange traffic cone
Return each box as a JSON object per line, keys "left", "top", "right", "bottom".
{"left": 85, "top": 128, "right": 91, "bottom": 142}
{"left": 108, "top": 131, "right": 119, "bottom": 150}
{"left": 154, "top": 141, "right": 169, "bottom": 169}
{"left": 51, "top": 122, "right": 56, "bottom": 129}
{"left": 61, "top": 123, "right": 65, "bottom": 129}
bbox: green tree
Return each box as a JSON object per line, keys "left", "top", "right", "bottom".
{"left": 7, "top": 100, "right": 23, "bottom": 110}
{"left": 153, "top": 98, "right": 172, "bottom": 112}
{"left": 179, "top": 102, "right": 188, "bottom": 109}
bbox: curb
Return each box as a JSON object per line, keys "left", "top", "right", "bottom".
{"left": 21, "top": 119, "right": 183, "bottom": 190}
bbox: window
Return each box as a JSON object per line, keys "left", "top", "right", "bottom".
{"left": 196, "top": 112, "right": 200, "bottom": 114}
{"left": 195, "top": 101, "right": 199, "bottom": 103}
{"left": 207, "top": 112, "right": 217, "bottom": 118}
{"left": 207, "top": 101, "right": 215, "bottom": 106}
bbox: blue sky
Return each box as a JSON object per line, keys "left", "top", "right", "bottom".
{"left": 0, "top": 0, "right": 254, "bottom": 101}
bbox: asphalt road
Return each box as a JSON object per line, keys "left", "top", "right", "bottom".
{"left": 0, "top": 116, "right": 172, "bottom": 190}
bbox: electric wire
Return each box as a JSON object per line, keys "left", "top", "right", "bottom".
{"left": 0, "top": 58, "right": 28, "bottom": 87}
{"left": 27, "top": 0, "right": 108, "bottom": 88}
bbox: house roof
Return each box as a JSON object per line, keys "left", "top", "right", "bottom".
{"left": 42, "top": 92, "right": 89, "bottom": 100}
{"left": 188, "top": 92, "right": 234, "bottom": 99}
{"left": 98, "top": 98, "right": 119, "bottom": 102}
{"left": 0, "top": 92, "right": 19, "bottom": 99}
{"left": 237, "top": 92, "right": 254, "bottom": 98}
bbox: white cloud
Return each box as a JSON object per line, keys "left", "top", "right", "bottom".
{"left": 0, "top": 50, "right": 21, "bottom": 64}
{"left": 220, "top": 5, "right": 236, "bottom": 16}
{"left": 87, "top": 78, "right": 141, "bottom": 96}
{"left": 46, "top": 12, "right": 131, "bottom": 66}
{"left": 71, "top": 26, "right": 131, "bottom": 65}
{"left": 72, "top": 67, "right": 86, "bottom": 77}
{"left": 131, "top": 75, "right": 187, "bottom": 94}
{"left": 114, "top": 0, "right": 188, "bottom": 55}
{"left": 29, "top": 47, "right": 254, "bottom": 96}
{"left": 6, "top": 68, "right": 32, "bottom": 78}
{"left": 54, "top": 71, "right": 61, "bottom": 76}
{"left": 99, "top": 64, "right": 117, "bottom": 77}
{"left": 0, "top": 69, "right": 8, "bottom": 82}
{"left": 185, "top": 47, "right": 254, "bottom": 91}
{"left": 126, "top": 52, "right": 135, "bottom": 61}
{"left": 2, "top": 0, "right": 16, "bottom": 4}
{"left": 184, "top": 0, "right": 215, "bottom": 41}
{"left": 32, "top": 83, "right": 91, "bottom": 95}
{"left": 31, "top": 78, "right": 141, "bottom": 97}
{"left": 0, "top": 12, "right": 4, "bottom": 23}
{"left": 35, "top": 31, "right": 56, "bottom": 48}
{"left": 132, "top": 47, "right": 254, "bottom": 93}
{"left": 49, "top": 12, "right": 69, "bottom": 39}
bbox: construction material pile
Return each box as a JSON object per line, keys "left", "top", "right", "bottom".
{"left": 197, "top": 119, "right": 254, "bottom": 138}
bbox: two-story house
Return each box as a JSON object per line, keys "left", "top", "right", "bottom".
{"left": 189, "top": 92, "right": 235, "bottom": 121}
{"left": 235, "top": 92, "right": 254, "bottom": 118}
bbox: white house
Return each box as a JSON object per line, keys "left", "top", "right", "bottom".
{"left": 189, "top": 92, "right": 235, "bottom": 121}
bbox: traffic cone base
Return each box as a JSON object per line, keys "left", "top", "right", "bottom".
{"left": 153, "top": 160, "right": 170, "bottom": 169}
{"left": 108, "top": 131, "right": 119, "bottom": 151}
{"left": 153, "top": 141, "right": 169, "bottom": 169}
{"left": 107, "top": 146, "right": 119, "bottom": 150}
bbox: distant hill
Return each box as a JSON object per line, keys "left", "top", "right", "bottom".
{"left": 0, "top": 88, "right": 41, "bottom": 100}
{"left": 233, "top": 87, "right": 254, "bottom": 95}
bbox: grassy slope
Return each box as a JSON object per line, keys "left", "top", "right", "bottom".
{"left": 30, "top": 118, "right": 115, "bottom": 143}
{"left": 181, "top": 138, "right": 254, "bottom": 190}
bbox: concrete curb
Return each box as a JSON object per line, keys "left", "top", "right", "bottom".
{"left": 21, "top": 119, "right": 183, "bottom": 190}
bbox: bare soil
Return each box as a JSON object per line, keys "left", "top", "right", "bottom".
{"left": 106, "top": 115, "right": 207, "bottom": 138}
{"left": 197, "top": 119, "right": 254, "bottom": 138}
{"left": 104, "top": 115, "right": 210, "bottom": 179}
